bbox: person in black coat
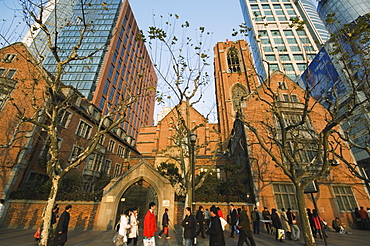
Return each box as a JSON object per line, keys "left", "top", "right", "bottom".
{"left": 237, "top": 205, "right": 256, "bottom": 246}
{"left": 158, "top": 208, "right": 170, "bottom": 239}
{"left": 271, "top": 208, "right": 283, "bottom": 242}
{"left": 50, "top": 204, "right": 60, "bottom": 238}
{"left": 195, "top": 206, "right": 206, "bottom": 238}
{"left": 229, "top": 204, "right": 237, "bottom": 238}
{"left": 182, "top": 207, "right": 196, "bottom": 246}
{"left": 206, "top": 207, "right": 225, "bottom": 246}
{"left": 53, "top": 205, "right": 72, "bottom": 246}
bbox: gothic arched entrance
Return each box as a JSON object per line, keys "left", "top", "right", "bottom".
{"left": 115, "top": 179, "right": 158, "bottom": 227}
{"left": 95, "top": 160, "right": 175, "bottom": 230}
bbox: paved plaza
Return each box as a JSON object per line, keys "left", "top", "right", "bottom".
{"left": 1, "top": 226, "right": 369, "bottom": 246}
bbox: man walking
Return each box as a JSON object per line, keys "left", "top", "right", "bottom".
{"left": 262, "top": 207, "right": 272, "bottom": 234}
{"left": 229, "top": 204, "right": 237, "bottom": 238}
{"left": 195, "top": 206, "right": 206, "bottom": 238}
{"left": 206, "top": 207, "right": 225, "bottom": 246}
{"left": 143, "top": 202, "right": 157, "bottom": 241}
{"left": 237, "top": 205, "right": 256, "bottom": 246}
{"left": 53, "top": 205, "right": 72, "bottom": 246}
{"left": 158, "top": 208, "right": 170, "bottom": 239}
{"left": 251, "top": 207, "right": 260, "bottom": 234}
{"left": 182, "top": 207, "right": 197, "bottom": 246}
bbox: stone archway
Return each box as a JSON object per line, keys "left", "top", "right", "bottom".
{"left": 115, "top": 179, "right": 158, "bottom": 227}
{"left": 95, "top": 160, "right": 175, "bottom": 230}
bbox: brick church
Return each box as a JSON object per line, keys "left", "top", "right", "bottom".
{"left": 0, "top": 40, "right": 369, "bottom": 229}
{"left": 213, "top": 40, "right": 369, "bottom": 228}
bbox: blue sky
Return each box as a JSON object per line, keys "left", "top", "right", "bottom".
{"left": 127, "top": 0, "right": 245, "bottom": 121}
{"left": 0, "top": 0, "right": 246, "bottom": 121}
{"left": 0, "top": 0, "right": 319, "bottom": 121}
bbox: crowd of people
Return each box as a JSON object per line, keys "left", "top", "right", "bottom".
{"left": 353, "top": 206, "right": 370, "bottom": 230}
{"left": 18, "top": 200, "right": 370, "bottom": 246}
{"left": 111, "top": 203, "right": 370, "bottom": 246}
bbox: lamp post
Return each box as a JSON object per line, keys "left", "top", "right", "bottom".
{"left": 189, "top": 132, "right": 197, "bottom": 211}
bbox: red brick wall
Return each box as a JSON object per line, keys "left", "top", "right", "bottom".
{"left": 3, "top": 200, "right": 100, "bottom": 230}
{"left": 3, "top": 200, "right": 250, "bottom": 229}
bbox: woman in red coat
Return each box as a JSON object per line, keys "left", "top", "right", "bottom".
{"left": 312, "top": 209, "right": 327, "bottom": 239}
{"left": 143, "top": 202, "right": 157, "bottom": 239}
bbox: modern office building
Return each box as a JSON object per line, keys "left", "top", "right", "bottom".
{"left": 312, "top": 0, "right": 370, "bottom": 187}
{"left": 239, "top": 0, "right": 330, "bottom": 81}
{"left": 317, "top": 0, "right": 370, "bottom": 34}
{"left": 23, "top": 0, "right": 157, "bottom": 143}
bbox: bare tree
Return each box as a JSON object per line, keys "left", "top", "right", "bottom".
{"left": 0, "top": 1, "right": 154, "bottom": 245}
{"left": 140, "top": 14, "right": 222, "bottom": 208}
{"left": 323, "top": 13, "right": 370, "bottom": 186}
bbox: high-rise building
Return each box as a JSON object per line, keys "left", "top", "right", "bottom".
{"left": 317, "top": 0, "right": 370, "bottom": 34}
{"left": 23, "top": 0, "right": 157, "bottom": 143}
{"left": 239, "top": 0, "right": 329, "bottom": 81}
{"left": 314, "top": 0, "right": 370, "bottom": 188}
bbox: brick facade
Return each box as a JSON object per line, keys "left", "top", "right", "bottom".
{"left": 0, "top": 43, "right": 136, "bottom": 200}
{"left": 4, "top": 200, "right": 100, "bottom": 230}
{"left": 214, "top": 40, "right": 370, "bottom": 228}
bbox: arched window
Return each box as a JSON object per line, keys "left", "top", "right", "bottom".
{"left": 227, "top": 47, "right": 241, "bottom": 73}
{"left": 231, "top": 84, "right": 248, "bottom": 111}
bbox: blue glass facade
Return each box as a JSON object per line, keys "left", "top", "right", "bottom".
{"left": 42, "top": 0, "right": 122, "bottom": 100}
{"left": 317, "top": 0, "right": 370, "bottom": 34}
{"left": 300, "top": 0, "right": 330, "bottom": 42}
{"left": 23, "top": 0, "right": 157, "bottom": 142}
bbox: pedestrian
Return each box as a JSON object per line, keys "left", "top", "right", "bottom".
{"left": 229, "top": 204, "right": 237, "bottom": 238}
{"left": 237, "top": 205, "right": 256, "bottom": 246}
{"left": 116, "top": 209, "right": 132, "bottom": 246}
{"left": 217, "top": 207, "right": 223, "bottom": 218}
{"left": 271, "top": 208, "right": 283, "bottom": 242}
{"left": 143, "top": 202, "right": 157, "bottom": 242}
{"left": 312, "top": 209, "right": 327, "bottom": 239}
{"left": 0, "top": 199, "right": 5, "bottom": 222}
{"left": 286, "top": 208, "right": 300, "bottom": 241}
{"left": 128, "top": 207, "right": 139, "bottom": 246}
{"left": 204, "top": 208, "right": 210, "bottom": 230}
{"left": 53, "top": 205, "right": 72, "bottom": 246}
{"left": 251, "top": 207, "right": 260, "bottom": 234}
{"left": 50, "top": 204, "right": 60, "bottom": 238}
{"left": 206, "top": 206, "right": 225, "bottom": 246}
{"left": 237, "top": 207, "right": 242, "bottom": 220}
{"left": 182, "top": 207, "right": 197, "bottom": 246}
{"left": 353, "top": 208, "right": 363, "bottom": 229}
{"left": 158, "top": 208, "right": 170, "bottom": 239}
{"left": 307, "top": 208, "right": 315, "bottom": 235}
{"left": 280, "top": 208, "right": 292, "bottom": 240}
{"left": 359, "top": 206, "right": 370, "bottom": 230}
{"left": 195, "top": 206, "right": 206, "bottom": 238}
{"left": 262, "top": 207, "right": 272, "bottom": 234}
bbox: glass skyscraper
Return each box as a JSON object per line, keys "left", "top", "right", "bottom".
{"left": 317, "top": 0, "right": 370, "bottom": 34}
{"left": 315, "top": 0, "right": 370, "bottom": 185}
{"left": 23, "top": 0, "right": 157, "bottom": 143}
{"left": 239, "top": 0, "right": 329, "bottom": 81}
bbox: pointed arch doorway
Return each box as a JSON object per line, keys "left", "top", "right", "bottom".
{"left": 115, "top": 179, "right": 158, "bottom": 227}
{"left": 95, "top": 160, "right": 175, "bottom": 230}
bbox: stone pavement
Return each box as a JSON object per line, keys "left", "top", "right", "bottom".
{"left": 1, "top": 226, "right": 369, "bottom": 246}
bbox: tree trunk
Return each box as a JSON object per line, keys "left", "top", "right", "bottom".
{"left": 295, "top": 184, "right": 316, "bottom": 246}
{"left": 39, "top": 175, "right": 61, "bottom": 246}
{"left": 185, "top": 185, "right": 192, "bottom": 210}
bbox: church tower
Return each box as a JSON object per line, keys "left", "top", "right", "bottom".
{"left": 214, "top": 40, "right": 258, "bottom": 148}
